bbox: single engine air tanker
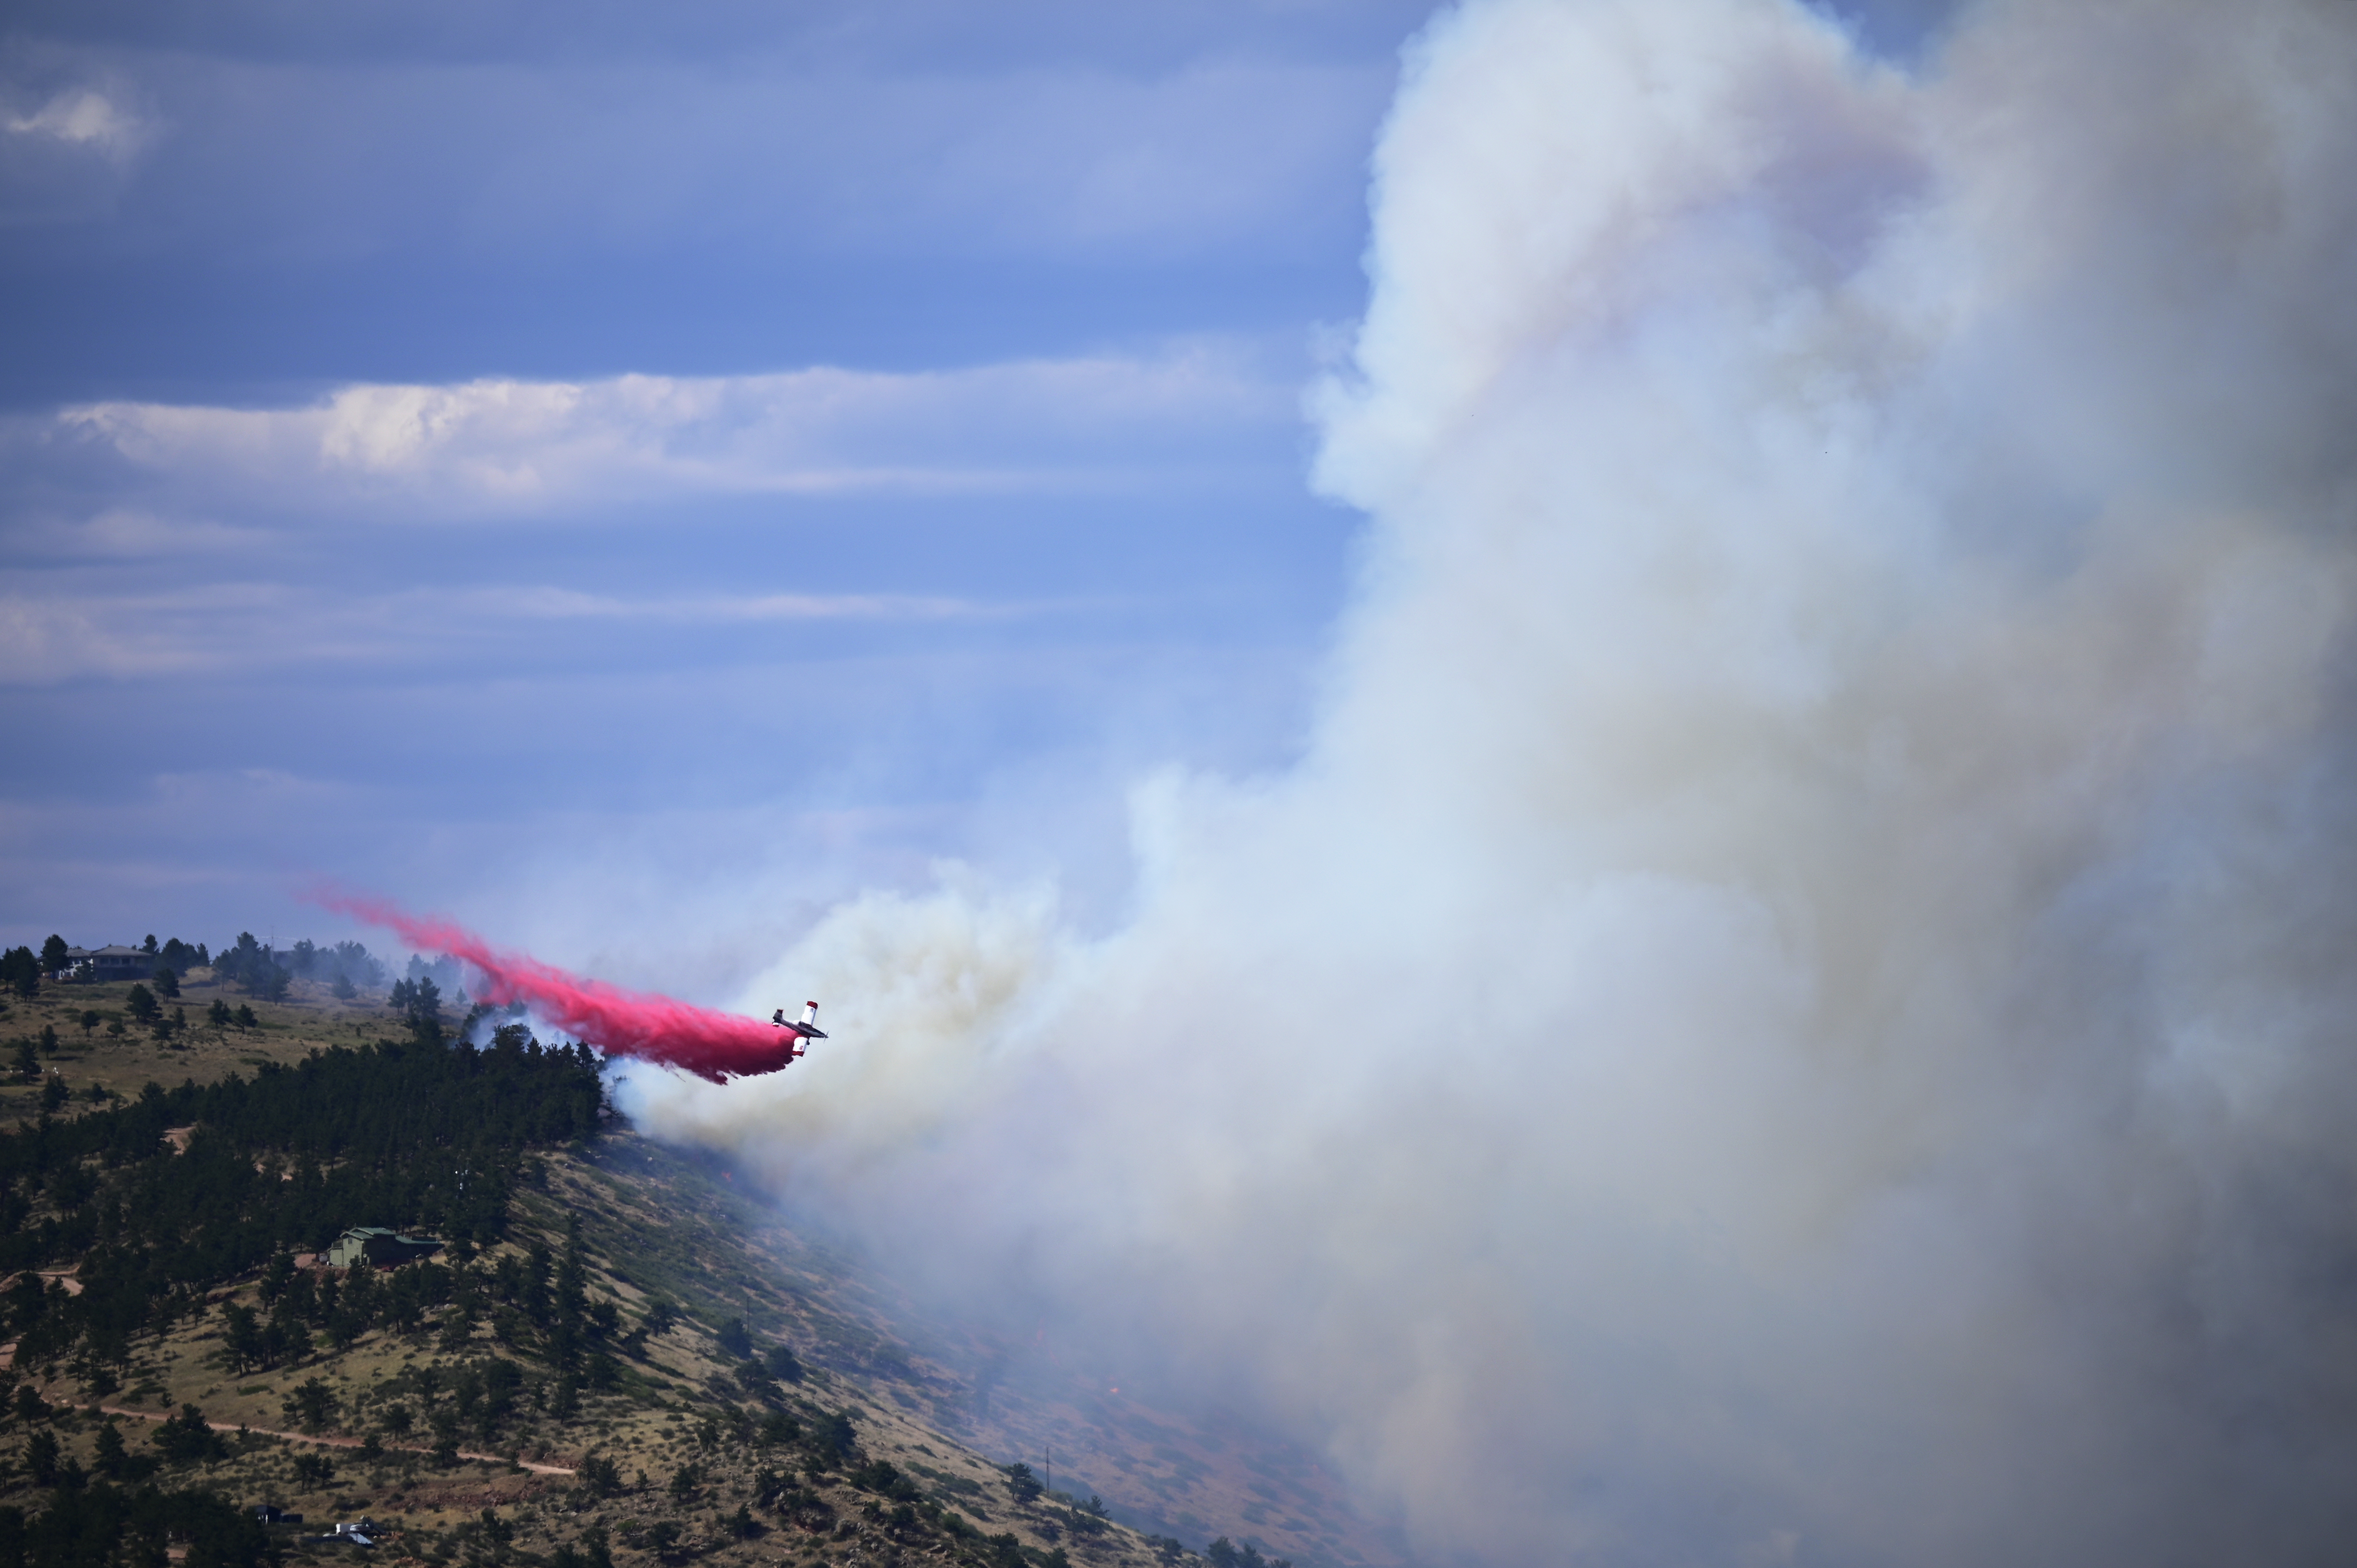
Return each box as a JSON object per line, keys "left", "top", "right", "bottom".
{"left": 771, "top": 1001, "right": 827, "bottom": 1060}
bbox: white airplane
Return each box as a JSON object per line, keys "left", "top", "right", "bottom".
{"left": 770, "top": 1000, "right": 828, "bottom": 1060}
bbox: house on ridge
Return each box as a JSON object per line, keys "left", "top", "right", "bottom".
{"left": 63, "top": 946, "right": 156, "bottom": 983}
{"left": 324, "top": 1227, "right": 444, "bottom": 1269}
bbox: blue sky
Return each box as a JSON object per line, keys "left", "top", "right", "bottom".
{"left": 0, "top": 0, "right": 1948, "bottom": 983}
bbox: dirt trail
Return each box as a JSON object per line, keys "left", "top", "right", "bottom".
{"left": 92, "top": 1405, "right": 577, "bottom": 1475}
{"left": 0, "top": 1268, "right": 85, "bottom": 1297}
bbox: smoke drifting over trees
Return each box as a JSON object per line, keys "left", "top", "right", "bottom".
{"left": 629, "top": 2, "right": 2357, "bottom": 1564}
{"left": 317, "top": 892, "right": 806, "bottom": 1081}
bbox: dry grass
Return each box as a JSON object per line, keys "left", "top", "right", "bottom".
{"left": 0, "top": 970, "right": 391, "bottom": 1126}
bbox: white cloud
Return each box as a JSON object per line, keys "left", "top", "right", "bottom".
{"left": 3, "top": 87, "right": 148, "bottom": 158}
{"left": 0, "top": 80, "right": 157, "bottom": 223}
{"left": 0, "top": 581, "right": 1005, "bottom": 685}
{"left": 46, "top": 340, "right": 1296, "bottom": 518}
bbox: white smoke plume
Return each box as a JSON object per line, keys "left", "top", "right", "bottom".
{"left": 628, "top": 1, "right": 2357, "bottom": 1562}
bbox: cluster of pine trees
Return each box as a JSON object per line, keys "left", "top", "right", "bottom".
{"left": 0, "top": 952, "right": 40, "bottom": 1001}
{"left": 0, "top": 1483, "right": 272, "bottom": 1568}
{"left": 0, "top": 1033, "right": 605, "bottom": 1386}
{"left": 209, "top": 933, "right": 391, "bottom": 1001}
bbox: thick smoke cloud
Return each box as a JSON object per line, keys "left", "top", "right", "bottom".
{"left": 628, "top": 1, "right": 2357, "bottom": 1563}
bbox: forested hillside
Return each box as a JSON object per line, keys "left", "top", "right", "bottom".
{"left": 0, "top": 1034, "right": 603, "bottom": 1382}
{"left": 0, "top": 1006, "right": 1243, "bottom": 1568}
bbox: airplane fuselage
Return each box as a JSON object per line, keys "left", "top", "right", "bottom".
{"left": 770, "top": 1001, "right": 827, "bottom": 1060}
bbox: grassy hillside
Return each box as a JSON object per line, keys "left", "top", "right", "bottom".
{"left": 0, "top": 968, "right": 1398, "bottom": 1568}
{"left": 0, "top": 969, "right": 398, "bottom": 1130}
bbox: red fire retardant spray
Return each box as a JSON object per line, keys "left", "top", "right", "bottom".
{"left": 309, "top": 889, "right": 800, "bottom": 1083}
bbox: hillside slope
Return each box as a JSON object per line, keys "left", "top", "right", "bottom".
{"left": 0, "top": 970, "right": 1398, "bottom": 1568}
{"left": 550, "top": 1141, "right": 1408, "bottom": 1568}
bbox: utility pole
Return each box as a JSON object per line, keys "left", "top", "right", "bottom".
{"left": 1045, "top": 1446, "right": 1052, "bottom": 1500}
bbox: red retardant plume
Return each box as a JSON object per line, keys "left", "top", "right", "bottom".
{"left": 310, "top": 890, "right": 798, "bottom": 1083}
